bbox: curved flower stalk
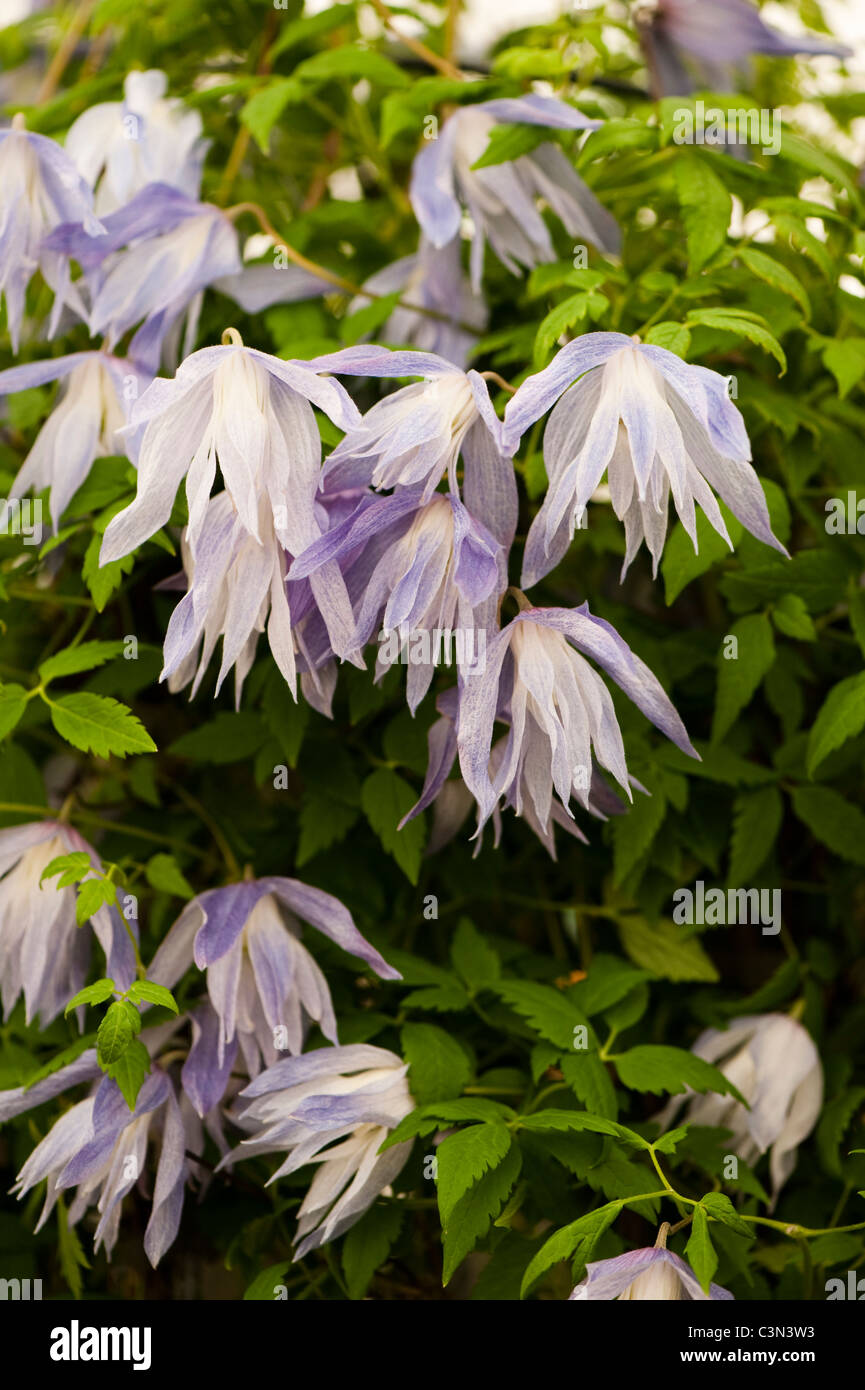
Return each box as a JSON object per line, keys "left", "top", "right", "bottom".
{"left": 97, "top": 338, "right": 370, "bottom": 683}
{"left": 291, "top": 488, "right": 505, "bottom": 712}
{"left": 65, "top": 69, "right": 208, "bottom": 214}
{"left": 456, "top": 601, "right": 697, "bottom": 833}
{"left": 352, "top": 236, "right": 487, "bottom": 369}
{"left": 410, "top": 95, "right": 621, "bottom": 290}
{"left": 402, "top": 688, "right": 634, "bottom": 859}
{"left": 225, "top": 1044, "right": 414, "bottom": 1258}
{"left": 653, "top": 1013, "right": 823, "bottom": 1206}
{"left": 571, "top": 1226, "right": 733, "bottom": 1301}
{"left": 0, "top": 821, "right": 135, "bottom": 1025}
{"left": 0, "top": 116, "right": 105, "bottom": 350}
{"left": 0, "top": 350, "right": 149, "bottom": 527}
{"left": 307, "top": 345, "right": 518, "bottom": 550}
{"left": 635, "top": 0, "right": 852, "bottom": 97}
{"left": 503, "top": 332, "right": 787, "bottom": 584}
{"left": 9, "top": 1065, "right": 198, "bottom": 1267}
{"left": 148, "top": 878, "right": 400, "bottom": 1080}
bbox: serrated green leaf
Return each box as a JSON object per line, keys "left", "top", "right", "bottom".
{"left": 675, "top": 157, "right": 731, "bottom": 272}
{"left": 712, "top": 613, "right": 775, "bottom": 743}
{"left": 807, "top": 672, "right": 865, "bottom": 777}
{"left": 437, "top": 1123, "right": 513, "bottom": 1225}
{"left": 49, "top": 692, "right": 156, "bottom": 758}
{"left": 442, "top": 1140, "right": 521, "bottom": 1285}
{"left": 450, "top": 918, "right": 501, "bottom": 988}
{"left": 126, "top": 981, "right": 179, "bottom": 1014}
{"left": 618, "top": 914, "right": 719, "bottom": 983}
{"left": 613, "top": 1045, "right": 746, "bottom": 1103}
{"left": 64, "top": 978, "right": 116, "bottom": 1015}
{"left": 686, "top": 1205, "right": 718, "bottom": 1294}
{"left": 39, "top": 640, "right": 125, "bottom": 685}
{"left": 342, "top": 1204, "right": 404, "bottom": 1300}
{"left": 401, "top": 1022, "right": 471, "bottom": 1105}
{"left": 361, "top": 768, "right": 426, "bottom": 883}
{"left": 104, "top": 1037, "right": 150, "bottom": 1110}
{"left": 791, "top": 786, "right": 865, "bottom": 866}
{"left": 0, "top": 683, "right": 28, "bottom": 740}
{"left": 728, "top": 785, "right": 783, "bottom": 887}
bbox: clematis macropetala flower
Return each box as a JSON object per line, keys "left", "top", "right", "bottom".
{"left": 0, "top": 115, "right": 104, "bottom": 350}
{"left": 654, "top": 1013, "right": 823, "bottom": 1206}
{"left": 225, "top": 1044, "right": 414, "bottom": 1258}
{"left": 570, "top": 1224, "right": 733, "bottom": 1300}
{"left": 634, "top": 0, "right": 852, "bottom": 98}
{"left": 0, "top": 821, "right": 135, "bottom": 1026}
{"left": 456, "top": 599, "right": 696, "bottom": 834}
{"left": 0, "top": 350, "right": 148, "bottom": 528}
{"left": 503, "top": 331, "right": 787, "bottom": 584}
{"left": 410, "top": 95, "right": 620, "bottom": 290}
{"left": 148, "top": 877, "right": 400, "bottom": 1082}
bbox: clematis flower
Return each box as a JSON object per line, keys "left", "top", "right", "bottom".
{"left": 0, "top": 115, "right": 104, "bottom": 351}
{"left": 456, "top": 600, "right": 696, "bottom": 832}
{"left": 7, "top": 1063, "right": 200, "bottom": 1267}
{"left": 65, "top": 69, "right": 208, "bottom": 214}
{"left": 0, "top": 821, "right": 135, "bottom": 1025}
{"left": 225, "top": 1044, "right": 414, "bottom": 1258}
{"left": 291, "top": 488, "right": 505, "bottom": 712}
{"left": 148, "top": 877, "right": 400, "bottom": 1082}
{"left": 0, "top": 350, "right": 148, "bottom": 527}
{"left": 503, "top": 331, "right": 787, "bottom": 584}
{"left": 97, "top": 337, "right": 369, "bottom": 678}
{"left": 410, "top": 95, "right": 620, "bottom": 290}
{"left": 352, "top": 236, "right": 487, "bottom": 369}
{"left": 571, "top": 1225, "right": 733, "bottom": 1300}
{"left": 634, "top": 0, "right": 852, "bottom": 97}
{"left": 653, "top": 1013, "right": 823, "bottom": 1205}
{"left": 308, "top": 346, "right": 517, "bottom": 545}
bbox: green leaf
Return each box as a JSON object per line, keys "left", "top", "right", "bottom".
{"left": 661, "top": 507, "right": 742, "bottom": 604}
{"left": 712, "top": 613, "right": 775, "bottom": 743}
{"left": 686, "top": 308, "right": 786, "bottom": 373}
{"left": 518, "top": 1110, "right": 648, "bottom": 1147}
{"left": 644, "top": 321, "right": 691, "bottom": 356}
{"left": 817, "top": 1087, "right": 865, "bottom": 1178}
{"left": 0, "top": 683, "right": 28, "bottom": 740}
{"left": 168, "top": 712, "right": 266, "bottom": 763}
{"left": 771, "top": 593, "right": 816, "bottom": 641}
{"left": 56, "top": 1192, "right": 89, "bottom": 1298}
{"left": 471, "top": 122, "right": 547, "bottom": 170}
{"left": 493, "top": 980, "right": 590, "bottom": 1051}
{"left": 82, "top": 534, "right": 134, "bottom": 611}
{"left": 700, "top": 1192, "right": 754, "bottom": 1239}
{"left": 361, "top": 768, "right": 426, "bottom": 883}
{"left": 442, "top": 1140, "right": 521, "bottom": 1285}
{"left": 450, "top": 918, "right": 501, "bottom": 988}
{"left": 40, "top": 850, "right": 92, "bottom": 888}
{"left": 791, "top": 786, "right": 865, "bottom": 867}
{"left": 674, "top": 157, "right": 731, "bottom": 272}
{"left": 75, "top": 876, "right": 116, "bottom": 926}
{"left": 436, "top": 1123, "right": 513, "bottom": 1225}
{"left": 270, "top": 1, "right": 355, "bottom": 57}
{"left": 823, "top": 339, "right": 865, "bottom": 399}
{"left": 613, "top": 1045, "right": 746, "bottom": 1103}
{"left": 39, "top": 640, "right": 125, "bottom": 685}
{"left": 126, "top": 981, "right": 179, "bottom": 1014}
{"left": 728, "top": 786, "right": 783, "bottom": 887}
{"left": 560, "top": 1052, "right": 618, "bottom": 1120}
{"left": 240, "top": 78, "right": 305, "bottom": 152}
{"left": 96, "top": 999, "right": 141, "bottom": 1066}
{"left": 618, "top": 914, "right": 719, "bottom": 982}
{"left": 401, "top": 1022, "right": 471, "bottom": 1105}
{"left": 686, "top": 1205, "right": 718, "bottom": 1294}
{"left": 49, "top": 692, "right": 156, "bottom": 758}
{"left": 738, "top": 247, "right": 810, "bottom": 319}
{"left": 145, "top": 852, "right": 194, "bottom": 899}
{"left": 568, "top": 954, "right": 650, "bottom": 1016}
{"left": 806, "top": 673, "right": 865, "bottom": 777}
{"left": 611, "top": 787, "right": 667, "bottom": 884}
{"left": 342, "top": 1204, "right": 404, "bottom": 1300}
{"left": 64, "top": 978, "right": 116, "bottom": 1015}
{"left": 521, "top": 1201, "right": 620, "bottom": 1298}
{"left": 243, "top": 1262, "right": 292, "bottom": 1301}
{"left": 294, "top": 46, "right": 410, "bottom": 90}
{"left": 104, "top": 1037, "right": 150, "bottom": 1110}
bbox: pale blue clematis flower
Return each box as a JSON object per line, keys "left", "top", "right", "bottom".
{"left": 570, "top": 1229, "right": 733, "bottom": 1300}
{"left": 352, "top": 236, "right": 487, "bottom": 369}
{"left": 225, "top": 1044, "right": 414, "bottom": 1258}
{"left": 148, "top": 877, "right": 400, "bottom": 1083}
{"left": 410, "top": 95, "right": 621, "bottom": 291}
{"left": 65, "top": 69, "right": 208, "bottom": 215}
{"left": 5, "top": 1059, "right": 201, "bottom": 1267}
{"left": 291, "top": 487, "right": 505, "bottom": 712}
{"left": 0, "top": 115, "right": 104, "bottom": 351}
{"left": 0, "top": 350, "right": 149, "bottom": 528}
{"left": 0, "top": 820, "right": 135, "bottom": 1026}
{"left": 456, "top": 601, "right": 697, "bottom": 834}
{"left": 635, "top": 0, "right": 852, "bottom": 97}
{"left": 503, "top": 331, "right": 787, "bottom": 584}
{"left": 654, "top": 1013, "right": 823, "bottom": 1207}
{"left": 97, "top": 339, "right": 370, "bottom": 686}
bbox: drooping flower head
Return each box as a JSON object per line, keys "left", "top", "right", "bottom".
{"left": 0, "top": 350, "right": 149, "bottom": 527}
{"left": 0, "top": 821, "right": 135, "bottom": 1025}
{"left": 410, "top": 95, "right": 621, "bottom": 290}
{"left": 654, "top": 1013, "right": 823, "bottom": 1205}
{"left": 148, "top": 877, "right": 400, "bottom": 1085}
{"left": 0, "top": 116, "right": 104, "bottom": 350}
{"left": 456, "top": 601, "right": 697, "bottom": 833}
{"left": 634, "top": 0, "right": 852, "bottom": 97}
{"left": 571, "top": 1224, "right": 733, "bottom": 1300}
{"left": 226, "top": 1044, "right": 414, "bottom": 1258}
{"left": 65, "top": 69, "right": 208, "bottom": 214}
{"left": 503, "top": 331, "right": 787, "bottom": 584}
